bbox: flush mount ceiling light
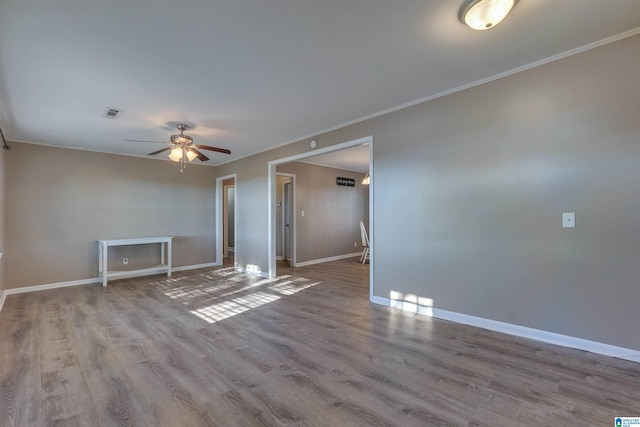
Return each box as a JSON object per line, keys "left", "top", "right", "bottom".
{"left": 459, "top": 0, "right": 517, "bottom": 30}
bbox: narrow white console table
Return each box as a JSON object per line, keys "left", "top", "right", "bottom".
{"left": 98, "top": 236, "right": 172, "bottom": 287}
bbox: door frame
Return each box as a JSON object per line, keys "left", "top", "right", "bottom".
{"left": 223, "top": 183, "right": 235, "bottom": 258}
{"left": 277, "top": 173, "right": 296, "bottom": 265}
{"left": 215, "top": 173, "right": 237, "bottom": 266}
{"left": 267, "top": 135, "right": 374, "bottom": 301}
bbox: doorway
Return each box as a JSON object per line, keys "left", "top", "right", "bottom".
{"left": 223, "top": 181, "right": 235, "bottom": 263}
{"left": 276, "top": 173, "right": 295, "bottom": 267}
{"left": 216, "top": 174, "right": 237, "bottom": 267}
{"left": 268, "top": 135, "right": 373, "bottom": 300}
{"left": 283, "top": 181, "right": 292, "bottom": 262}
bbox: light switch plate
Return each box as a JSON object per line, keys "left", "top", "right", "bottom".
{"left": 562, "top": 212, "right": 575, "bottom": 228}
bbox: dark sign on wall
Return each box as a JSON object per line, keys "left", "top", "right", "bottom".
{"left": 336, "top": 177, "right": 355, "bottom": 187}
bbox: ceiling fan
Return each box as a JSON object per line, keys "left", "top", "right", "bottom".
{"left": 127, "top": 123, "right": 231, "bottom": 171}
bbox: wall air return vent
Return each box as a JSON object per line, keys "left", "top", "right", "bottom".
{"left": 103, "top": 107, "right": 123, "bottom": 119}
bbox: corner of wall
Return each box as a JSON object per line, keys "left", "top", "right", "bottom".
{"left": 0, "top": 142, "right": 5, "bottom": 295}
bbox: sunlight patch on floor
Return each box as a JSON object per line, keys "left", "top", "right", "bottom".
{"left": 162, "top": 282, "right": 235, "bottom": 301}
{"left": 268, "top": 279, "right": 317, "bottom": 295}
{"left": 210, "top": 267, "right": 238, "bottom": 277}
{"left": 390, "top": 290, "right": 434, "bottom": 316}
{"left": 192, "top": 291, "right": 281, "bottom": 323}
{"left": 151, "top": 269, "right": 321, "bottom": 324}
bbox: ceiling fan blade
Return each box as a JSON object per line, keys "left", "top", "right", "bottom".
{"left": 190, "top": 148, "right": 210, "bottom": 161}
{"left": 148, "top": 147, "right": 171, "bottom": 156}
{"left": 194, "top": 144, "right": 231, "bottom": 155}
{"left": 126, "top": 139, "right": 168, "bottom": 144}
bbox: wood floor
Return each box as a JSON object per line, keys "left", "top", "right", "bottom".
{"left": 1, "top": 258, "right": 639, "bottom": 426}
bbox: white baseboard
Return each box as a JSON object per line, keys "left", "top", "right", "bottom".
{"left": 295, "top": 252, "right": 362, "bottom": 267}
{"left": 371, "top": 296, "right": 640, "bottom": 364}
{"left": 371, "top": 295, "right": 389, "bottom": 306}
{"left": 276, "top": 256, "right": 284, "bottom": 261}
{"left": 0, "top": 291, "right": 6, "bottom": 314}
{"left": 4, "top": 277, "right": 101, "bottom": 296}
{"left": 173, "top": 262, "right": 220, "bottom": 272}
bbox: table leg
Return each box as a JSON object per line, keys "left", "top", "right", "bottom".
{"left": 101, "top": 242, "right": 108, "bottom": 287}
{"left": 98, "top": 243, "right": 103, "bottom": 283}
{"left": 167, "top": 240, "right": 172, "bottom": 277}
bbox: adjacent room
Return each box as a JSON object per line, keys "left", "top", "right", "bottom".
{"left": 273, "top": 143, "right": 371, "bottom": 273}
{"left": 1, "top": 0, "right": 640, "bottom": 425}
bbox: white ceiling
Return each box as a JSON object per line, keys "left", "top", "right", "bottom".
{"left": 300, "top": 143, "right": 370, "bottom": 173}
{"left": 1, "top": 1, "right": 639, "bottom": 167}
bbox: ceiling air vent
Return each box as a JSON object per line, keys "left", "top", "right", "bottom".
{"left": 103, "top": 107, "right": 123, "bottom": 120}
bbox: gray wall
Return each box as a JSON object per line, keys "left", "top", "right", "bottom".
{"left": 215, "top": 35, "right": 640, "bottom": 350}
{"left": 277, "top": 162, "right": 368, "bottom": 263}
{"left": 369, "top": 35, "right": 640, "bottom": 350}
{"left": 4, "top": 142, "right": 217, "bottom": 289}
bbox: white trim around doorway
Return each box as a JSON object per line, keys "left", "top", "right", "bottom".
{"left": 267, "top": 135, "right": 374, "bottom": 300}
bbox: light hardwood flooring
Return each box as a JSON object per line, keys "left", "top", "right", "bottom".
{"left": 1, "top": 258, "right": 639, "bottom": 426}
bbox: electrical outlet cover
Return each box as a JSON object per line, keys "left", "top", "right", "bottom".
{"left": 562, "top": 212, "right": 575, "bottom": 228}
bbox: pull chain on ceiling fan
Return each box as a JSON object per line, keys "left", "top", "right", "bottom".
{"left": 127, "top": 123, "right": 231, "bottom": 172}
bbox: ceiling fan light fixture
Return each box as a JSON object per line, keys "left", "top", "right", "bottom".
{"left": 171, "top": 134, "right": 193, "bottom": 144}
{"left": 169, "top": 147, "right": 183, "bottom": 162}
{"left": 460, "top": 0, "right": 515, "bottom": 30}
{"left": 186, "top": 149, "right": 198, "bottom": 162}
{"left": 132, "top": 123, "right": 230, "bottom": 171}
